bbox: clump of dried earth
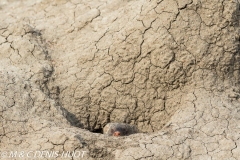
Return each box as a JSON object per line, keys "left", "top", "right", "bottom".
{"left": 0, "top": 0, "right": 240, "bottom": 159}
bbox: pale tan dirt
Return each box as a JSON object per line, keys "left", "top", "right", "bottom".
{"left": 0, "top": 0, "right": 240, "bottom": 159}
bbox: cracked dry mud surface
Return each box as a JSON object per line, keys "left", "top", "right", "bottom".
{"left": 0, "top": 0, "right": 240, "bottom": 159}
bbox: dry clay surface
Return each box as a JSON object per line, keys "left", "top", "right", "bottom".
{"left": 0, "top": 0, "right": 240, "bottom": 159}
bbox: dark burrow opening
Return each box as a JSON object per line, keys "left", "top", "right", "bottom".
{"left": 91, "top": 128, "right": 103, "bottom": 134}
